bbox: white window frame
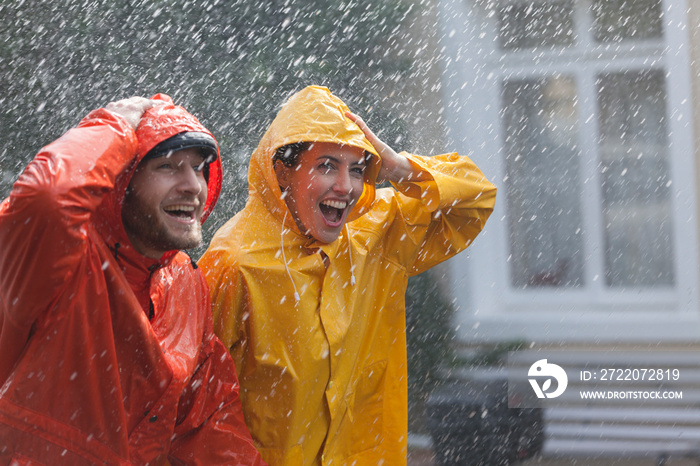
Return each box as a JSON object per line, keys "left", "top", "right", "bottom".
{"left": 438, "top": 0, "right": 699, "bottom": 343}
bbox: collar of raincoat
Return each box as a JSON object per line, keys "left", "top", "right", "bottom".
{"left": 95, "top": 93, "right": 223, "bottom": 271}
{"left": 247, "top": 85, "right": 381, "bottom": 240}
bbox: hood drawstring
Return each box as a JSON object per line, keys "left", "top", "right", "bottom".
{"left": 113, "top": 242, "right": 121, "bottom": 260}
{"left": 281, "top": 210, "right": 301, "bottom": 302}
{"left": 346, "top": 224, "right": 356, "bottom": 286}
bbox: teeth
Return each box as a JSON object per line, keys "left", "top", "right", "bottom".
{"left": 321, "top": 200, "right": 347, "bottom": 209}
{"left": 164, "top": 205, "right": 196, "bottom": 212}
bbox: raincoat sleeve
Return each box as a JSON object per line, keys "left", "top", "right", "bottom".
{"left": 198, "top": 247, "right": 250, "bottom": 363}
{"left": 168, "top": 272, "right": 265, "bottom": 465}
{"left": 379, "top": 152, "right": 497, "bottom": 276}
{"left": 0, "top": 108, "right": 136, "bottom": 381}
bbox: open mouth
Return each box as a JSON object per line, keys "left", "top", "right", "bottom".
{"left": 163, "top": 204, "right": 197, "bottom": 222}
{"left": 319, "top": 199, "right": 348, "bottom": 226}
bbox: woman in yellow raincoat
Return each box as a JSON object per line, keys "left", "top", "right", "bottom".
{"left": 199, "top": 85, "right": 497, "bottom": 465}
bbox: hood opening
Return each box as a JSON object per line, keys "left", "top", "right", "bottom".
{"left": 95, "top": 94, "right": 222, "bottom": 264}
{"left": 248, "top": 85, "right": 381, "bottom": 236}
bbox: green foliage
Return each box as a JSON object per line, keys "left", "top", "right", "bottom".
{"left": 0, "top": 0, "right": 416, "bottom": 209}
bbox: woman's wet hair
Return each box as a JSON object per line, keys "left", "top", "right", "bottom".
{"left": 274, "top": 142, "right": 373, "bottom": 169}
{"left": 273, "top": 143, "right": 311, "bottom": 168}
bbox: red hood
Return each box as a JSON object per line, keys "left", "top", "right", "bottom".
{"left": 95, "top": 94, "right": 223, "bottom": 268}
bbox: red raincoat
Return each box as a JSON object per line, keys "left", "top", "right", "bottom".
{"left": 0, "top": 95, "right": 265, "bottom": 465}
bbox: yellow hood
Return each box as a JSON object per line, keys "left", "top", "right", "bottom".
{"left": 247, "top": 86, "right": 380, "bottom": 234}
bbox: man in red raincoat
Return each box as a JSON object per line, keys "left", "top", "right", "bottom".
{"left": 0, "top": 95, "right": 266, "bottom": 465}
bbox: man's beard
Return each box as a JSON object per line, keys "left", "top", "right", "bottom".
{"left": 122, "top": 198, "right": 203, "bottom": 256}
{"left": 136, "top": 216, "right": 203, "bottom": 253}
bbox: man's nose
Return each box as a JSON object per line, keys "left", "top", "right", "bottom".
{"left": 178, "top": 165, "right": 205, "bottom": 195}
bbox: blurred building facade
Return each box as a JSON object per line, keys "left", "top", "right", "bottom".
{"left": 414, "top": 1, "right": 700, "bottom": 458}
{"left": 434, "top": 0, "right": 700, "bottom": 346}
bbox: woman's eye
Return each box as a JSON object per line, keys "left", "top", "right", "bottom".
{"left": 318, "top": 162, "right": 334, "bottom": 173}
{"left": 351, "top": 167, "right": 365, "bottom": 177}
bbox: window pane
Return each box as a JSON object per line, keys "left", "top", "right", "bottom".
{"left": 592, "top": 0, "right": 663, "bottom": 43}
{"left": 502, "top": 76, "right": 585, "bottom": 288}
{"left": 596, "top": 70, "right": 674, "bottom": 287}
{"left": 498, "top": 0, "right": 575, "bottom": 50}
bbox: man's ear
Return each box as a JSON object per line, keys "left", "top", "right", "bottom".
{"left": 274, "top": 159, "right": 289, "bottom": 189}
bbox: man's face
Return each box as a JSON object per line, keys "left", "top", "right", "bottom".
{"left": 276, "top": 142, "right": 366, "bottom": 244}
{"left": 122, "top": 148, "right": 208, "bottom": 259}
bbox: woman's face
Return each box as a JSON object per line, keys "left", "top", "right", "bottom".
{"left": 276, "top": 142, "right": 366, "bottom": 243}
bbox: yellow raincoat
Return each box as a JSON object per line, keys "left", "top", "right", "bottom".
{"left": 199, "top": 86, "right": 497, "bottom": 465}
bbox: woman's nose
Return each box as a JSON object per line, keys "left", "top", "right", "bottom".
{"left": 333, "top": 169, "right": 353, "bottom": 194}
